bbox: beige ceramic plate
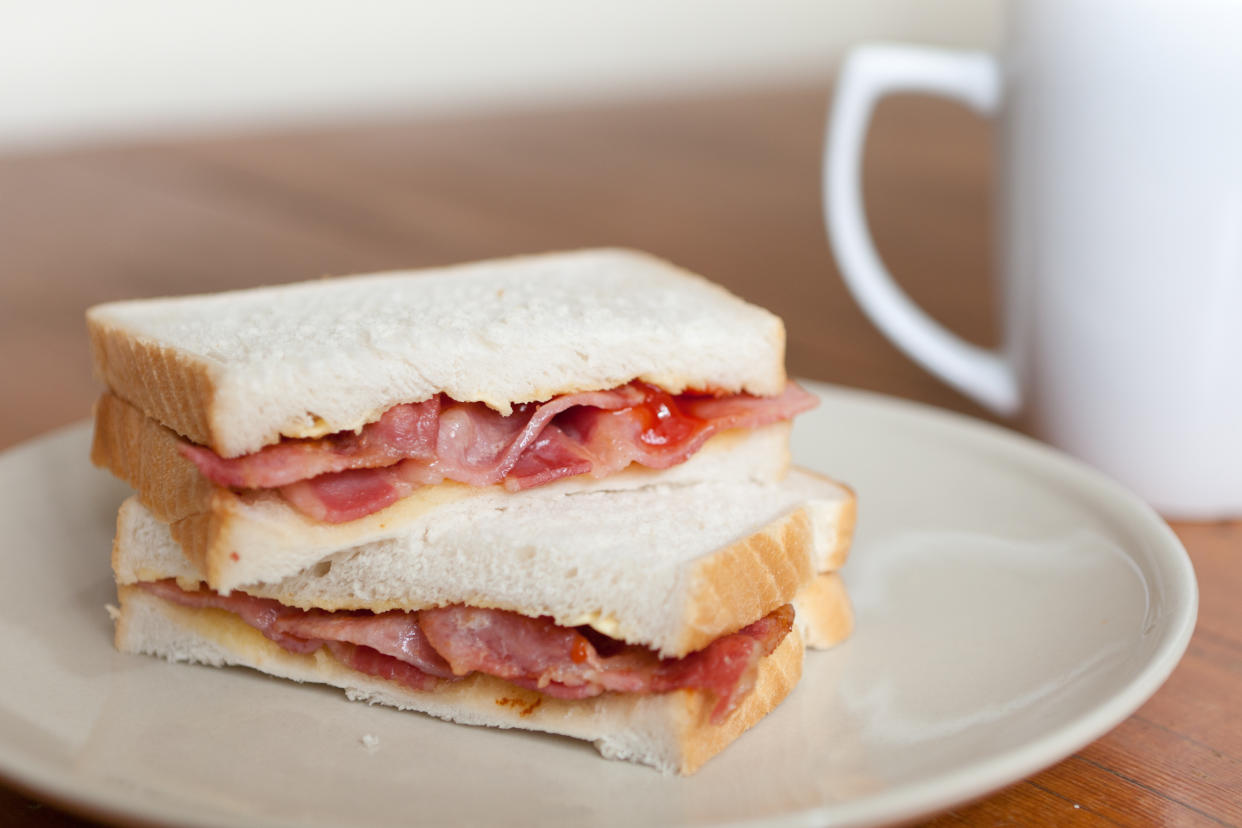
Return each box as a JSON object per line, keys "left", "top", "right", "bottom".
{"left": 0, "top": 382, "right": 1196, "bottom": 827}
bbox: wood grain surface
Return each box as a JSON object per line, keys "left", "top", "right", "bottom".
{"left": 0, "top": 85, "right": 1237, "bottom": 827}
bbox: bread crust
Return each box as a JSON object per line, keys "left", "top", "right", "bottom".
{"left": 679, "top": 509, "right": 814, "bottom": 655}
{"left": 114, "top": 584, "right": 804, "bottom": 775}
{"left": 794, "top": 573, "right": 855, "bottom": 650}
{"left": 88, "top": 321, "right": 220, "bottom": 452}
{"left": 813, "top": 479, "right": 857, "bottom": 573}
{"left": 91, "top": 392, "right": 215, "bottom": 522}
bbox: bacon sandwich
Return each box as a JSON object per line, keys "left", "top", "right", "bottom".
{"left": 87, "top": 248, "right": 857, "bottom": 774}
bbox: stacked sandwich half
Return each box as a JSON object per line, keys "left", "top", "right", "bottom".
{"left": 88, "top": 248, "right": 856, "bottom": 774}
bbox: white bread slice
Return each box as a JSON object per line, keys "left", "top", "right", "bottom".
{"left": 114, "top": 584, "right": 805, "bottom": 775}
{"left": 86, "top": 249, "right": 786, "bottom": 457}
{"left": 92, "top": 389, "right": 799, "bottom": 569}
{"left": 113, "top": 469, "right": 855, "bottom": 658}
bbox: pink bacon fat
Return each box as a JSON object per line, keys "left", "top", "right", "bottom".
{"left": 140, "top": 580, "right": 795, "bottom": 724}
{"left": 179, "top": 381, "right": 818, "bottom": 523}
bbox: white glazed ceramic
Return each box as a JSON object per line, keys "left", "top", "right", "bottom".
{"left": 0, "top": 382, "right": 1196, "bottom": 827}
{"left": 824, "top": 0, "right": 1242, "bottom": 518}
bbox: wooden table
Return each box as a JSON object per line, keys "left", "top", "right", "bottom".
{"left": 1, "top": 85, "right": 1237, "bottom": 826}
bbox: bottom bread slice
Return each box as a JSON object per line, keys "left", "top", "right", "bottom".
{"left": 115, "top": 584, "right": 805, "bottom": 775}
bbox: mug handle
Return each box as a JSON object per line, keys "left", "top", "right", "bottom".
{"left": 823, "top": 44, "right": 1019, "bottom": 415}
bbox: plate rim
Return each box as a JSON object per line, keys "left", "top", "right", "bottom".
{"left": 775, "top": 381, "right": 1198, "bottom": 828}
{"left": 0, "top": 383, "right": 1199, "bottom": 828}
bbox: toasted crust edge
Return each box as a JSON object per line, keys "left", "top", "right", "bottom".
{"left": 114, "top": 584, "right": 804, "bottom": 775}
{"left": 793, "top": 573, "right": 855, "bottom": 650}
{"left": 88, "top": 317, "right": 220, "bottom": 451}
{"left": 678, "top": 509, "right": 814, "bottom": 654}
{"left": 813, "top": 477, "right": 857, "bottom": 573}
{"left": 91, "top": 392, "right": 215, "bottom": 522}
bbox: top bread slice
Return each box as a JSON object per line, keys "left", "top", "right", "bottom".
{"left": 86, "top": 248, "right": 787, "bottom": 457}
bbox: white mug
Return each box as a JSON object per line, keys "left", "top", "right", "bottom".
{"left": 824, "top": 0, "right": 1242, "bottom": 518}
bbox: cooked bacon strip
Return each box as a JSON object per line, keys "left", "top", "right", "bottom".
{"left": 650, "top": 607, "right": 793, "bottom": 720}
{"left": 136, "top": 580, "right": 793, "bottom": 723}
{"left": 324, "top": 642, "right": 444, "bottom": 692}
{"left": 184, "top": 381, "right": 817, "bottom": 524}
{"left": 270, "top": 609, "right": 455, "bottom": 679}
{"left": 420, "top": 604, "right": 794, "bottom": 722}
{"left": 279, "top": 466, "right": 411, "bottom": 524}
{"left": 503, "top": 425, "right": 596, "bottom": 491}
{"left": 181, "top": 387, "right": 641, "bottom": 490}
{"left": 434, "top": 386, "right": 648, "bottom": 487}
{"left": 143, "top": 581, "right": 447, "bottom": 689}
{"left": 180, "top": 398, "right": 442, "bottom": 489}
{"left": 542, "top": 381, "right": 815, "bottom": 484}
{"left": 141, "top": 578, "right": 321, "bottom": 655}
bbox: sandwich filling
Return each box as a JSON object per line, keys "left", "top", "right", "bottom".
{"left": 139, "top": 579, "right": 794, "bottom": 724}
{"left": 180, "top": 380, "right": 818, "bottom": 523}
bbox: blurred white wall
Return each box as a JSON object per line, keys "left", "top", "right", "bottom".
{"left": 1, "top": 0, "right": 997, "bottom": 151}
